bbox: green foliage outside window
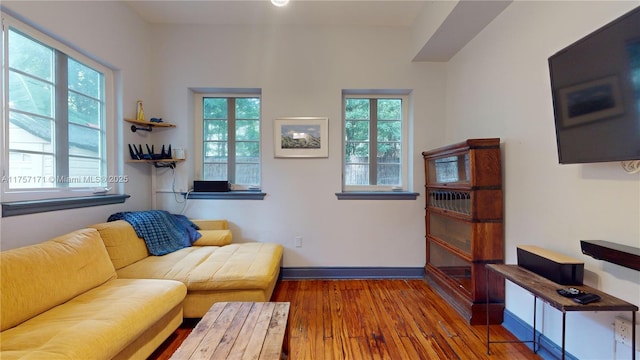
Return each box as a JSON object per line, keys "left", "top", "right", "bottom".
{"left": 202, "top": 97, "right": 260, "bottom": 185}
{"left": 344, "top": 97, "right": 403, "bottom": 186}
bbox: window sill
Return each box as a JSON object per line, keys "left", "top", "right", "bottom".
{"left": 2, "top": 194, "right": 130, "bottom": 217}
{"left": 184, "top": 190, "right": 266, "bottom": 200}
{"left": 335, "top": 191, "right": 420, "bottom": 200}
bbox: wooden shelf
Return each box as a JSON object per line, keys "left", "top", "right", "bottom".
{"left": 125, "top": 118, "right": 176, "bottom": 132}
{"left": 124, "top": 118, "right": 176, "bottom": 127}
{"left": 127, "top": 158, "right": 184, "bottom": 168}
{"left": 124, "top": 117, "right": 181, "bottom": 171}
{"left": 126, "top": 158, "right": 184, "bottom": 163}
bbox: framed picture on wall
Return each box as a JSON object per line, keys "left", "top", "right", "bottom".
{"left": 274, "top": 117, "right": 329, "bottom": 158}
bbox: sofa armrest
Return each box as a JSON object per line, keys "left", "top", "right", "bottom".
{"left": 191, "top": 219, "right": 229, "bottom": 230}
{"left": 190, "top": 220, "right": 232, "bottom": 246}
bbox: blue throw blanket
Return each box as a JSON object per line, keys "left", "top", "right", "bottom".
{"left": 108, "top": 210, "right": 201, "bottom": 255}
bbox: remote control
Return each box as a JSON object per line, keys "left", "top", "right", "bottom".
{"left": 573, "top": 293, "right": 601, "bottom": 304}
{"left": 556, "top": 287, "right": 584, "bottom": 298}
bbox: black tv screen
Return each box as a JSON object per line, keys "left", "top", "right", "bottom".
{"left": 549, "top": 6, "right": 640, "bottom": 164}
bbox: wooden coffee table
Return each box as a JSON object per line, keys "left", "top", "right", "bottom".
{"left": 170, "top": 302, "right": 290, "bottom": 360}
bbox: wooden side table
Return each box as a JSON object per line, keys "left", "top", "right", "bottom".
{"left": 171, "top": 302, "right": 290, "bottom": 360}
{"left": 486, "top": 264, "right": 637, "bottom": 360}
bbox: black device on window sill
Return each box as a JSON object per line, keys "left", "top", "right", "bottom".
{"left": 193, "top": 181, "right": 230, "bottom": 192}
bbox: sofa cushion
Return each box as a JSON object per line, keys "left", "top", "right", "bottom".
{"left": 90, "top": 220, "right": 149, "bottom": 270}
{"left": 0, "top": 278, "right": 186, "bottom": 360}
{"left": 1, "top": 229, "right": 117, "bottom": 331}
{"left": 107, "top": 211, "right": 194, "bottom": 255}
{"left": 116, "top": 243, "right": 283, "bottom": 291}
{"left": 192, "top": 229, "right": 232, "bottom": 246}
{"left": 191, "top": 219, "right": 229, "bottom": 230}
{"left": 190, "top": 219, "right": 232, "bottom": 246}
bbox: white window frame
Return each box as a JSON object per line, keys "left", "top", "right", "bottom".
{"left": 1, "top": 13, "right": 115, "bottom": 202}
{"left": 194, "top": 92, "right": 262, "bottom": 190}
{"left": 342, "top": 92, "right": 410, "bottom": 192}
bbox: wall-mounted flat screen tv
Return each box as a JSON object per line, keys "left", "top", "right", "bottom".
{"left": 549, "top": 6, "right": 640, "bottom": 164}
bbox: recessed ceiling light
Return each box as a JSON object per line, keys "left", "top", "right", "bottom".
{"left": 271, "top": 0, "right": 289, "bottom": 7}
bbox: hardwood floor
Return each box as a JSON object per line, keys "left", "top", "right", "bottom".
{"left": 149, "top": 279, "right": 540, "bottom": 359}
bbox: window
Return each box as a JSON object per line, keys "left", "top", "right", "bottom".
{"left": 195, "top": 94, "right": 261, "bottom": 189}
{"left": 343, "top": 93, "right": 409, "bottom": 192}
{"left": 2, "top": 14, "right": 113, "bottom": 202}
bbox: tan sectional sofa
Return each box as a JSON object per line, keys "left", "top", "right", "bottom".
{"left": 0, "top": 217, "right": 283, "bottom": 359}
{"left": 90, "top": 219, "right": 283, "bottom": 318}
{"left": 0, "top": 228, "right": 187, "bottom": 360}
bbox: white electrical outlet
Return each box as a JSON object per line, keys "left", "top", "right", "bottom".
{"left": 615, "top": 317, "right": 634, "bottom": 347}
{"left": 294, "top": 236, "right": 303, "bottom": 248}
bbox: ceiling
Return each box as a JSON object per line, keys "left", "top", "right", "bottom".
{"left": 124, "top": 1, "right": 428, "bottom": 27}
{"left": 123, "top": 0, "right": 512, "bottom": 61}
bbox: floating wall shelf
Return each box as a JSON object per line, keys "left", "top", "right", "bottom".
{"left": 126, "top": 158, "right": 184, "bottom": 168}
{"left": 126, "top": 159, "right": 185, "bottom": 164}
{"left": 124, "top": 118, "right": 176, "bottom": 132}
{"left": 581, "top": 240, "right": 640, "bottom": 271}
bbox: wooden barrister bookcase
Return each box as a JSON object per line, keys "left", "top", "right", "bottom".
{"left": 422, "top": 138, "right": 504, "bottom": 325}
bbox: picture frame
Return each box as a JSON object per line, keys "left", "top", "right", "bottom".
{"left": 274, "top": 117, "right": 329, "bottom": 158}
{"left": 558, "top": 75, "right": 624, "bottom": 128}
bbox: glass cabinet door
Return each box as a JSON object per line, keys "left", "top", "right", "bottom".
{"left": 428, "top": 212, "right": 471, "bottom": 254}
{"left": 427, "top": 153, "right": 470, "bottom": 185}
{"left": 427, "top": 189, "right": 471, "bottom": 215}
{"left": 428, "top": 241, "right": 472, "bottom": 295}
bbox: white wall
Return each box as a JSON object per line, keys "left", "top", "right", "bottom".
{"left": 3, "top": 2, "right": 638, "bottom": 357}
{"left": 0, "top": 1, "right": 154, "bottom": 249}
{"left": 150, "top": 23, "right": 447, "bottom": 267}
{"left": 446, "top": 1, "right": 640, "bottom": 359}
